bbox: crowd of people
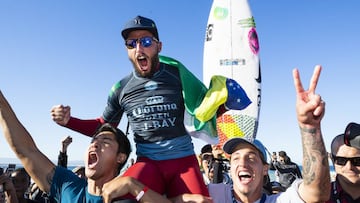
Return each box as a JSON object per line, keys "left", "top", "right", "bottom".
{"left": 0, "top": 14, "right": 359, "bottom": 203}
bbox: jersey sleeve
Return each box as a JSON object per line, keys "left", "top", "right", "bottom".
{"left": 64, "top": 80, "right": 127, "bottom": 137}
{"left": 66, "top": 117, "right": 105, "bottom": 137}
{"left": 102, "top": 80, "right": 125, "bottom": 124}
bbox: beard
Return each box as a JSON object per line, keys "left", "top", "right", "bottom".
{"left": 131, "top": 53, "right": 160, "bottom": 78}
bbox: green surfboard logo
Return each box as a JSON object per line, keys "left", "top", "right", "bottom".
{"left": 213, "top": 7, "right": 228, "bottom": 20}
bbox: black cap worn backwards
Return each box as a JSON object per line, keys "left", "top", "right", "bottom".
{"left": 121, "top": 15, "right": 159, "bottom": 40}
{"left": 344, "top": 122, "right": 360, "bottom": 149}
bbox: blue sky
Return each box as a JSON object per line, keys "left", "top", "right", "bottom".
{"left": 1, "top": 0, "right": 360, "bottom": 165}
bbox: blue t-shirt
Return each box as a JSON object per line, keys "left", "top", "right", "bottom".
{"left": 50, "top": 166, "right": 103, "bottom": 203}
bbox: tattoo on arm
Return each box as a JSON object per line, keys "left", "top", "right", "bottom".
{"left": 301, "top": 144, "right": 315, "bottom": 185}
{"left": 299, "top": 126, "right": 317, "bottom": 135}
{"left": 300, "top": 126, "right": 327, "bottom": 185}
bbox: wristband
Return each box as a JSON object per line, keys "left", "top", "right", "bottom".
{"left": 135, "top": 186, "right": 149, "bottom": 201}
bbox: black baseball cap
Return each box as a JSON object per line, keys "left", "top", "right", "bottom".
{"left": 201, "top": 144, "right": 212, "bottom": 154}
{"left": 344, "top": 122, "right": 360, "bottom": 149}
{"left": 121, "top": 15, "right": 159, "bottom": 40}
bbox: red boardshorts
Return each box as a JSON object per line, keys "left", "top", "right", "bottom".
{"left": 122, "top": 154, "right": 209, "bottom": 198}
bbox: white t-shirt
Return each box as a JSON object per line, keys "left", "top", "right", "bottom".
{"left": 208, "top": 179, "right": 304, "bottom": 203}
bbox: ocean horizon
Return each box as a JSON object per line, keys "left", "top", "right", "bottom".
{"left": 0, "top": 158, "right": 84, "bottom": 172}
{"left": 268, "top": 165, "right": 336, "bottom": 182}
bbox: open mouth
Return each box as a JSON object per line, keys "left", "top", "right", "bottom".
{"left": 137, "top": 55, "right": 149, "bottom": 71}
{"left": 238, "top": 171, "right": 253, "bottom": 182}
{"left": 88, "top": 152, "right": 98, "bottom": 168}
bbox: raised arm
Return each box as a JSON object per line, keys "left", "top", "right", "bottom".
{"left": 58, "top": 135, "right": 72, "bottom": 167}
{"left": 0, "top": 91, "right": 55, "bottom": 193}
{"left": 293, "top": 66, "right": 330, "bottom": 202}
{"left": 51, "top": 104, "right": 106, "bottom": 136}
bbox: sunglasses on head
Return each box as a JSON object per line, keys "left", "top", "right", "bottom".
{"left": 332, "top": 154, "right": 360, "bottom": 166}
{"left": 125, "top": 36, "right": 158, "bottom": 49}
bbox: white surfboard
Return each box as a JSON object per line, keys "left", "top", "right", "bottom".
{"left": 203, "top": 0, "right": 261, "bottom": 146}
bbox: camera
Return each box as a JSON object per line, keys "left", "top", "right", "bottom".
{"left": 201, "top": 153, "right": 213, "bottom": 162}
{"left": 208, "top": 158, "right": 231, "bottom": 184}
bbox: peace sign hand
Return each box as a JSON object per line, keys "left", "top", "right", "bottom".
{"left": 293, "top": 65, "right": 325, "bottom": 127}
